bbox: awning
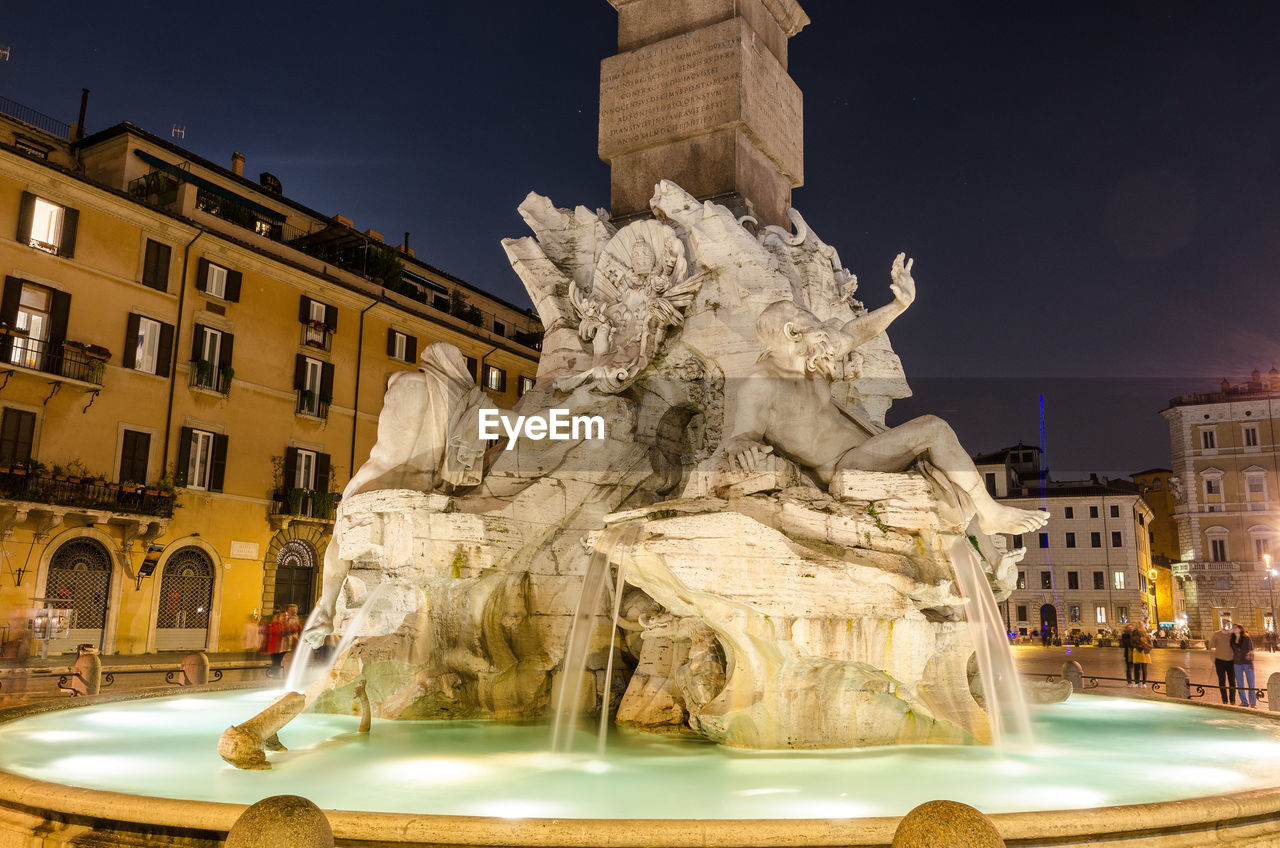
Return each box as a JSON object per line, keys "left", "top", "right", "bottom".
{"left": 133, "top": 149, "right": 286, "bottom": 223}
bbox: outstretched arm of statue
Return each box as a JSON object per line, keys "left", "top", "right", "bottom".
{"left": 829, "top": 253, "right": 916, "bottom": 356}
{"left": 720, "top": 378, "right": 775, "bottom": 472}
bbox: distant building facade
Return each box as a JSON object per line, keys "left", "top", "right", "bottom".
{"left": 1131, "top": 467, "right": 1186, "bottom": 631}
{"left": 975, "top": 445, "right": 1155, "bottom": 638}
{"left": 0, "top": 97, "right": 541, "bottom": 657}
{"left": 1162, "top": 370, "right": 1280, "bottom": 638}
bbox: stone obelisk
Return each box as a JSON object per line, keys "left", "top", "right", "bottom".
{"left": 599, "top": 0, "right": 808, "bottom": 229}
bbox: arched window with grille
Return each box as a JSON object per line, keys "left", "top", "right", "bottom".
{"left": 155, "top": 546, "right": 214, "bottom": 651}
{"left": 44, "top": 538, "right": 112, "bottom": 653}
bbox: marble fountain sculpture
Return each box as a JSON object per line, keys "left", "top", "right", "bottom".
{"left": 218, "top": 179, "right": 1049, "bottom": 769}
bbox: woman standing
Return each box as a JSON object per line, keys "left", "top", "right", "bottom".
{"left": 1231, "top": 625, "right": 1257, "bottom": 707}
{"left": 1130, "top": 623, "right": 1153, "bottom": 687}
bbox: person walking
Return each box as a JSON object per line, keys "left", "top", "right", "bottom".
{"left": 266, "top": 610, "right": 288, "bottom": 679}
{"left": 1209, "top": 623, "right": 1237, "bottom": 705}
{"left": 1120, "top": 624, "right": 1135, "bottom": 686}
{"left": 1231, "top": 625, "right": 1257, "bottom": 707}
{"left": 1130, "top": 623, "right": 1153, "bottom": 688}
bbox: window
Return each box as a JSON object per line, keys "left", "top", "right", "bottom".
{"left": 1068, "top": 571, "right": 1079, "bottom": 589}
{"left": 465, "top": 356, "right": 479, "bottom": 384}
{"left": 141, "top": 240, "right": 172, "bottom": 292}
{"left": 1244, "top": 424, "right": 1260, "bottom": 448}
{"left": 1201, "top": 429, "right": 1217, "bottom": 450}
{"left": 1089, "top": 505, "right": 1099, "bottom": 519}
{"left": 1065, "top": 532, "right": 1076, "bottom": 548}
{"left": 1096, "top": 606, "right": 1107, "bottom": 624}
{"left": 14, "top": 139, "right": 49, "bottom": 159}
{"left": 1110, "top": 504, "right": 1119, "bottom": 518}
{"left": 300, "top": 296, "right": 337, "bottom": 348}
{"left": 1038, "top": 532, "right": 1048, "bottom": 549}
{"left": 1210, "top": 538, "right": 1228, "bottom": 562}
{"left": 280, "top": 447, "right": 333, "bottom": 517}
{"left": 190, "top": 325, "right": 233, "bottom": 393}
{"left": 1069, "top": 605, "right": 1081, "bottom": 623}
{"left": 1016, "top": 605, "right": 1027, "bottom": 622}
{"left": 387, "top": 329, "right": 417, "bottom": 363}
{"left": 1091, "top": 532, "right": 1101, "bottom": 548}
{"left": 293, "top": 355, "right": 334, "bottom": 418}
{"left": 1246, "top": 472, "right": 1267, "bottom": 510}
{"left": 1040, "top": 571, "right": 1052, "bottom": 589}
{"left": 484, "top": 364, "right": 506, "bottom": 392}
{"left": 1012, "top": 534, "right": 1023, "bottom": 548}
{"left": 295, "top": 449, "right": 317, "bottom": 490}
{"left": 518, "top": 375, "right": 535, "bottom": 397}
{"left": 124, "top": 313, "right": 173, "bottom": 377}
{"left": 493, "top": 319, "right": 506, "bottom": 337}
{"left": 196, "top": 258, "right": 241, "bottom": 302}
{"left": 1064, "top": 506, "right": 1074, "bottom": 519}
{"left": 119, "top": 430, "right": 150, "bottom": 484}
{"left": 176, "top": 426, "right": 227, "bottom": 492}
{"left": 17, "top": 193, "right": 78, "bottom": 257}
{"left": 1205, "top": 478, "right": 1222, "bottom": 495}
{"left": 0, "top": 408, "right": 36, "bottom": 466}
{"left": 1094, "top": 571, "right": 1105, "bottom": 590}
{"left": 1138, "top": 573, "right": 1147, "bottom": 592}
{"left": 1114, "top": 572, "right": 1126, "bottom": 590}
{"left": 1117, "top": 606, "right": 1129, "bottom": 624}
{"left": 1016, "top": 571, "right": 1026, "bottom": 589}
{"left": 1112, "top": 530, "right": 1122, "bottom": 547}
{"left": 1152, "top": 478, "right": 1162, "bottom": 490}
{"left": 1257, "top": 538, "right": 1271, "bottom": 561}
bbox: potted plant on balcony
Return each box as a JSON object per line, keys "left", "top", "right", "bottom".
{"left": 0, "top": 324, "right": 29, "bottom": 339}
{"left": 84, "top": 344, "right": 111, "bottom": 362}
{"left": 194, "top": 359, "right": 213, "bottom": 385}
{"left": 298, "top": 388, "right": 316, "bottom": 411}
{"left": 218, "top": 364, "right": 235, "bottom": 391}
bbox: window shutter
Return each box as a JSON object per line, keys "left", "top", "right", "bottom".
{"left": 143, "top": 240, "right": 171, "bottom": 292}
{"left": 324, "top": 303, "right": 338, "bottom": 331}
{"left": 224, "top": 270, "right": 242, "bottom": 302}
{"left": 1, "top": 278, "right": 22, "bottom": 361}
{"left": 190, "top": 324, "right": 206, "bottom": 363}
{"left": 16, "top": 193, "right": 35, "bottom": 244}
{"left": 14, "top": 411, "right": 34, "bottom": 466}
{"left": 157, "top": 322, "right": 174, "bottom": 378}
{"left": 57, "top": 206, "right": 79, "bottom": 258}
{"left": 406, "top": 335, "right": 417, "bottom": 362}
{"left": 466, "top": 356, "right": 478, "bottom": 384}
{"left": 219, "top": 332, "right": 234, "bottom": 371}
{"left": 282, "top": 447, "right": 298, "bottom": 493}
{"left": 175, "top": 427, "right": 193, "bottom": 486}
{"left": 209, "top": 433, "right": 228, "bottom": 492}
{"left": 48, "top": 289, "right": 71, "bottom": 352}
{"left": 293, "top": 354, "right": 306, "bottom": 390}
{"left": 498, "top": 368, "right": 507, "bottom": 392}
{"left": 320, "top": 362, "right": 335, "bottom": 400}
{"left": 123, "top": 313, "right": 141, "bottom": 369}
{"left": 298, "top": 296, "right": 312, "bottom": 324}
{"left": 195, "top": 258, "right": 209, "bottom": 294}
{"left": 386, "top": 329, "right": 396, "bottom": 357}
{"left": 316, "top": 453, "right": 331, "bottom": 494}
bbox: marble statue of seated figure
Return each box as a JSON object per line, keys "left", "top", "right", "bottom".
{"left": 722, "top": 254, "right": 1047, "bottom": 537}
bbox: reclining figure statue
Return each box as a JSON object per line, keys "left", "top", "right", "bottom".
{"left": 721, "top": 253, "right": 1048, "bottom": 537}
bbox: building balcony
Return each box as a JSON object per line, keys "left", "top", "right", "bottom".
{"left": 269, "top": 487, "right": 338, "bottom": 527}
{"left": 300, "top": 322, "right": 332, "bottom": 352}
{"left": 294, "top": 390, "right": 331, "bottom": 420}
{"left": 188, "top": 360, "right": 233, "bottom": 395}
{"left": 1186, "top": 560, "right": 1258, "bottom": 575}
{"left": 0, "top": 334, "right": 107, "bottom": 387}
{"left": 0, "top": 466, "right": 175, "bottom": 520}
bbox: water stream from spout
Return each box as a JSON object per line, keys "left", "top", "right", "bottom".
{"left": 551, "top": 523, "right": 640, "bottom": 753}
{"left": 285, "top": 580, "right": 404, "bottom": 694}
{"left": 949, "top": 537, "right": 1033, "bottom": 751}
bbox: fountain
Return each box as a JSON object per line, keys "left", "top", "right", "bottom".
{"left": 3, "top": 179, "right": 1280, "bottom": 846}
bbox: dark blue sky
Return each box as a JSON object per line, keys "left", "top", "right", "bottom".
{"left": 4, "top": 2, "right": 1278, "bottom": 478}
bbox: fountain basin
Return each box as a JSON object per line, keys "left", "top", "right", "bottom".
{"left": 3, "top": 688, "right": 1280, "bottom": 846}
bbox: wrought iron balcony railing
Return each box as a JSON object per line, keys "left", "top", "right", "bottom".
{"left": 195, "top": 187, "right": 282, "bottom": 240}
{"left": 269, "top": 487, "right": 339, "bottom": 522}
{"left": 0, "top": 467, "right": 174, "bottom": 518}
{"left": 188, "top": 360, "right": 232, "bottom": 395}
{"left": 0, "top": 335, "right": 106, "bottom": 385}
{"left": 295, "top": 390, "right": 331, "bottom": 420}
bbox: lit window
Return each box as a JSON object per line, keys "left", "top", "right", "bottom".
{"left": 28, "top": 198, "right": 63, "bottom": 253}
{"left": 136, "top": 317, "right": 161, "bottom": 374}
{"left": 205, "top": 264, "right": 227, "bottom": 298}
{"left": 10, "top": 283, "right": 51, "bottom": 370}
{"left": 1040, "top": 571, "right": 1051, "bottom": 589}
{"left": 391, "top": 331, "right": 408, "bottom": 361}
{"left": 518, "top": 375, "right": 535, "bottom": 397}
{"left": 1069, "top": 605, "right": 1081, "bottom": 623}
{"left": 1016, "top": 572, "right": 1026, "bottom": 589}
{"left": 186, "top": 429, "right": 215, "bottom": 490}
{"left": 1114, "top": 571, "right": 1125, "bottom": 590}
{"left": 1117, "top": 606, "right": 1129, "bottom": 623}
{"left": 1096, "top": 606, "right": 1107, "bottom": 624}
{"left": 484, "top": 364, "right": 506, "bottom": 392}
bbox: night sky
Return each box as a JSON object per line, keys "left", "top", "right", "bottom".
{"left": 4, "top": 3, "right": 1279, "bottom": 479}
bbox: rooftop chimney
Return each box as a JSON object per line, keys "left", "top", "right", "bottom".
{"left": 231, "top": 151, "right": 245, "bottom": 177}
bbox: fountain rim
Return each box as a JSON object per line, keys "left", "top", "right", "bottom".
{"left": 3, "top": 687, "right": 1280, "bottom": 846}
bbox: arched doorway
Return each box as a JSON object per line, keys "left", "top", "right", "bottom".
{"left": 272, "top": 539, "right": 317, "bottom": 617}
{"left": 154, "top": 546, "right": 214, "bottom": 651}
{"left": 1040, "top": 604, "right": 1059, "bottom": 639}
{"left": 44, "top": 538, "right": 112, "bottom": 653}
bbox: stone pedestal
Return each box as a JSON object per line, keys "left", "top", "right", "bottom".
{"left": 600, "top": 0, "right": 807, "bottom": 227}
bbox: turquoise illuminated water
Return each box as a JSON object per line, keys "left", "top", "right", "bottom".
{"left": 1, "top": 689, "right": 1277, "bottom": 819}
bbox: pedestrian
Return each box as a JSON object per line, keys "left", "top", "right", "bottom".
{"left": 1231, "top": 624, "right": 1257, "bottom": 707}
{"left": 1209, "top": 623, "right": 1237, "bottom": 705}
{"left": 267, "top": 610, "right": 288, "bottom": 678}
{"left": 1120, "top": 624, "right": 1134, "bottom": 686}
{"left": 1130, "top": 623, "right": 1152, "bottom": 688}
